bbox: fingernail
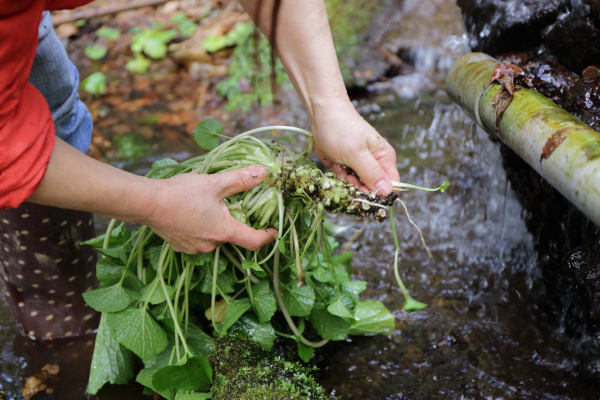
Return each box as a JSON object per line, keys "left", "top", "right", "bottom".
{"left": 249, "top": 165, "right": 267, "bottom": 179}
{"left": 375, "top": 179, "right": 392, "bottom": 194}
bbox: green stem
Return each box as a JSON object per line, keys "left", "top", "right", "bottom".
{"left": 102, "top": 219, "right": 117, "bottom": 250}
{"left": 389, "top": 207, "right": 427, "bottom": 312}
{"left": 157, "top": 244, "right": 191, "bottom": 358}
{"left": 211, "top": 247, "right": 223, "bottom": 335}
{"left": 221, "top": 246, "right": 260, "bottom": 284}
{"left": 272, "top": 248, "right": 329, "bottom": 348}
{"left": 286, "top": 211, "right": 303, "bottom": 286}
{"left": 392, "top": 180, "right": 450, "bottom": 192}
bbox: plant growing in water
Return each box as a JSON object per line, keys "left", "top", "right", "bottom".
{"left": 83, "top": 119, "right": 448, "bottom": 398}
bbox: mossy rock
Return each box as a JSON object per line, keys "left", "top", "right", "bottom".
{"left": 209, "top": 336, "right": 333, "bottom": 400}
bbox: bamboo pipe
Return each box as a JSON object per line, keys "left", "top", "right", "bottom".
{"left": 446, "top": 52, "right": 600, "bottom": 227}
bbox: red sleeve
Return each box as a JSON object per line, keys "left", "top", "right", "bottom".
{"left": 0, "top": 1, "right": 56, "bottom": 209}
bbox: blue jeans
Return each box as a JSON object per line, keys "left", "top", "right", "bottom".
{"left": 29, "top": 11, "right": 93, "bottom": 153}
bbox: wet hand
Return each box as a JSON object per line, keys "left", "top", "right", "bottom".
{"left": 311, "top": 100, "right": 400, "bottom": 194}
{"left": 144, "top": 165, "right": 277, "bottom": 254}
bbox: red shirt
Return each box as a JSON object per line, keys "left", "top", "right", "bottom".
{"left": 0, "top": 0, "right": 93, "bottom": 209}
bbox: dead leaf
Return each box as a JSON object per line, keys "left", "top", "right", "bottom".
{"left": 491, "top": 89, "right": 513, "bottom": 132}
{"left": 22, "top": 364, "right": 60, "bottom": 400}
{"left": 205, "top": 298, "right": 227, "bottom": 322}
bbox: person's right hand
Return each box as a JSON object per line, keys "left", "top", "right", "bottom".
{"left": 144, "top": 165, "right": 278, "bottom": 254}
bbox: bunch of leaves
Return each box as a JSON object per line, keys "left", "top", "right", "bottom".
{"left": 83, "top": 120, "right": 399, "bottom": 398}
{"left": 83, "top": 119, "right": 450, "bottom": 397}
{"left": 83, "top": 215, "right": 393, "bottom": 397}
{"left": 203, "top": 22, "right": 292, "bottom": 112}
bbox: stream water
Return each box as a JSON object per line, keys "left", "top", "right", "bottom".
{"left": 1, "top": 0, "right": 600, "bottom": 399}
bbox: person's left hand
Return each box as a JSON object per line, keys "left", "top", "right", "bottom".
{"left": 311, "top": 99, "right": 400, "bottom": 194}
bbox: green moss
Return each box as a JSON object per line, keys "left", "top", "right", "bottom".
{"left": 209, "top": 336, "right": 333, "bottom": 400}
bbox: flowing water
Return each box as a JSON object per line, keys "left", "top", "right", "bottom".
{"left": 1, "top": 0, "right": 600, "bottom": 399}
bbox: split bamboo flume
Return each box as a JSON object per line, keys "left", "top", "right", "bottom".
{"left": 446, "top": 52, "right": 600, "bottom": 227}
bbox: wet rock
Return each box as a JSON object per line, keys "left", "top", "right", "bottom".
{"left": 498, "top": 141, "right": 600, "bottom": 349}
{"left": 456, "top": 0, "right": 568, "bottom": 55}
{"left": 495, "top": 52, "right": 600, "bottom": 131}
{"left": 565, "top": 236, "right": 600, "bottom": 344}
{"left": 543, "top": 0, "right": 600, "bottom": 73}
{"left": 586, "top": 0, "right": 600, "bottom": 16}
{"left": 564, "top": 65, "right": 600, "bottom": 130}
{"left": 515, "top": 52, "right": 580, "bottom": 107}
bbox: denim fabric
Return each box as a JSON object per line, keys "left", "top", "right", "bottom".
{"left": 28, "top": 11, "right": 93, "bottom": 154}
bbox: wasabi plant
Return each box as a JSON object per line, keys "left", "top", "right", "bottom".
{"left": 83, "top": 119, "right": 448, "bottom": 398}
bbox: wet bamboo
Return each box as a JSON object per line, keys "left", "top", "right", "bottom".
{"left": 446, "top": 52, "right": 600, "bottom": 227}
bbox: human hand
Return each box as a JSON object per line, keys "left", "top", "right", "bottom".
{"left": 144, "top": 165, "right": 277, "bottom": 254}
{"left": 311, "top": 99, "right": 400, "bottom": 194}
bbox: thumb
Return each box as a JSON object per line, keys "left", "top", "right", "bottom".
{"left": 214, "top": 165, "right": 269, "bottom": 198}
{"left": 225, "top": 217, "right": 278, "bottom": 251}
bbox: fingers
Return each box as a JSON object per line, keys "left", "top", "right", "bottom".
{"left": 377, "top": 142, "right": 401, "bottom": 184}
{"left": 225, "top": 219, "right": 278, "bottom": 251}
{"left": 214, "top": 165, "right": 269, "bottom": 198}
{"left": 348, "top": 150, "right": 394, "bottom": 194}
{"left": 332, "top": 163, "right": 366, "bottom": 191}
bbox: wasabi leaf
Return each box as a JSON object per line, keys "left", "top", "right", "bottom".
{"left": 309, "top": 305, "right": 351, "bottom": 341}
{"left": 193, "top": 119, "right": 221, "bottom": 150}
{"left": 175, "top": 391, "right": 212, "bottom": 400}
{"left": 136, "top": 368, "right": 175, "bottom": 400}
{"left": 296, "top": 342, "right": 314, "bottom": 363}
{"left": 87, "top": 314, "right": 135, "bottom": 395}
{"left": 95, "top": 257, "right": 125, "bottom": 286}
{"left": 282, "top": 285, "right": 315, "bottom": 317}
{"left": 106, "top": 308, "right": 168, "bottom": 361}
{"left": 83, "top": 284, "right": 138, "bottom": 312}
{"left": 252, "top": 322, "right": 276, "bottom": 351}
{"left": 185, "top": 323, "right": 214, "bottom": 358}
{"left": 221, "top": 298, "right": 252, "bottom": 331}
{"left": 153, "top": 355, "right": 212, "bottom": 392}
{"left": 242, "top": 259, "right": 266, "bottom": 278}
{"left": 251, "top": 280, "right": 276, "bottom": 323}
{"left": 349, "top": 300, "right": 395, "bottom": 335}
{"left": 228, "top": 315, "right": 275, "bottom": 351}
{"left": 403, "top": 297, "right": 428, "bottom": 312}
{"left": 327, "top": 297, "right": 354, "bottom": 319}
{"left": 140, "top": 280, "right": 174, "bottom": 305}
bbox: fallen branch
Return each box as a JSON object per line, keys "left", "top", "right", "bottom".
{"left": 51, "top": 0, "right": 171, "bottom": 26}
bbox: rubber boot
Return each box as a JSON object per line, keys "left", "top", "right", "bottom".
{"left": 0, "top": 203, "right": 100, "bottom": 340}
